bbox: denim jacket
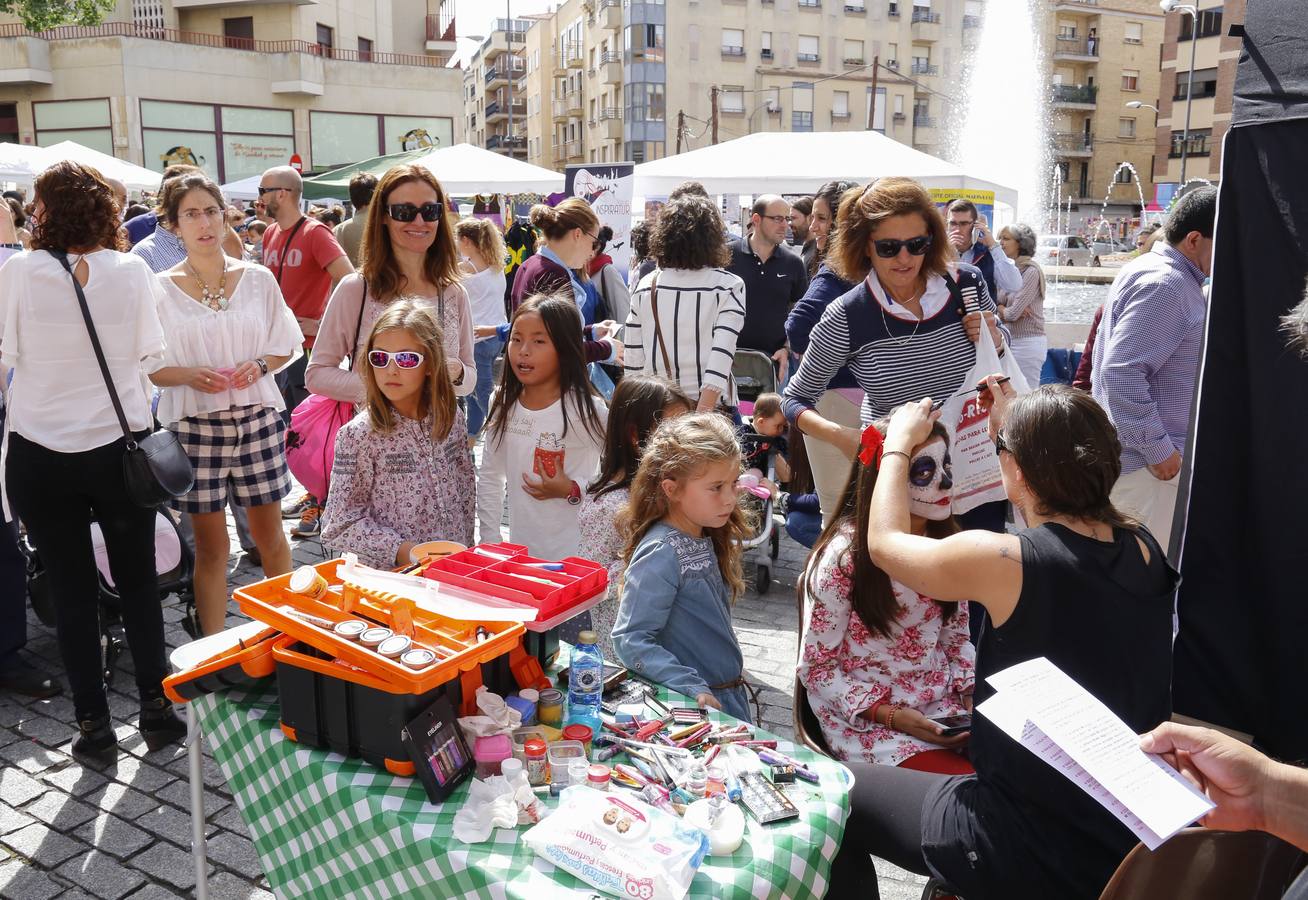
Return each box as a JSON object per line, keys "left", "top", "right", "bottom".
{"left": 613, "top": 522, "right": 751, "bottom": 722}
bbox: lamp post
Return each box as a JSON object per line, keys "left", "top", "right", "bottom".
{"left": 1159, "top": 0, "right": 1198, "bottom": 186}
{"left": 745, "top": 96, "right": 780, "bottom": 135}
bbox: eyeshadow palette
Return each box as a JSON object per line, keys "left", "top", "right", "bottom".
{"left": 737, "top": 770, "right": 799, "bottom": 824}
{"left": 401, "top": 694, "right": 473, "bottom": 804}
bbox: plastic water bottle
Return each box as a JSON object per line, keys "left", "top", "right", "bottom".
{"left": 567, "top": 630, "right": 604, "bottom": 732}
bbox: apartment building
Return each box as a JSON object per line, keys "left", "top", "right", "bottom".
{"left": 518, "top": 0, "right": 977, "bottom": 172}
{"left": 1046, "top": 0, "right": 1164, "bottom": 222}
{"left": 0, "top": 0, "right": 461, "bottom": 183}
{"left": 1151, "top": 0, "right": 1244, "bottom": 189}
{"left": 463, "top": 18, "right": 529, "bottom": 160}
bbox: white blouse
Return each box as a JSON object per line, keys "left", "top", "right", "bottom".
{"left": 154, "top": 264, "right": 304, "bottom": 425}
{"left": 0, "top": 249, "right": 165, "bottom": 452}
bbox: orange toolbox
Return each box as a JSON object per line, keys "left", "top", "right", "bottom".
{"left": 230, "top": 556, "right": 570, "bottom": 776}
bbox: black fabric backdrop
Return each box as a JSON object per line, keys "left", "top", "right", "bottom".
{"left": 1171, "top": 5, "right": 1308, "bottom": 761}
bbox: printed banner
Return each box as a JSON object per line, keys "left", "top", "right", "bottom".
{"left": 928, "top": 188, "right": 996, "bottom": 231}
{"left": 565, "top": 163, "right": 635, "bottom": 276}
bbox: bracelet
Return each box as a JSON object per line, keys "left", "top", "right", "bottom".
{"left": 885, "top": 706, "right": 901, "bottom": 732}
{"left": 882, "top": 450, "right": 910, "bottom": 464}
{"left": 255, "top": 357, "right": 269, "bottom": 376}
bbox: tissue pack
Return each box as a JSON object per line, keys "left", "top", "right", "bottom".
{"left": 522, "top": 786, "right": 710, "bottom": 900}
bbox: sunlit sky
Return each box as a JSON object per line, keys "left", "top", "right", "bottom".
{"left": 453, "top": 0, "right": 557, "bottom": 66}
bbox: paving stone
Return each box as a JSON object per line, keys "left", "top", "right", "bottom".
{"left": 106, "top": 756, "right": 175, "bottom": 794}
{"left": 0, "top": 858, "right": 63, "bottom": 900}
{"left": 205, "top": 871, "right": 274, "bottom": 900}
{"left": 0, "top": 808, "right": 32, "bottom": 837}
{"left": 123, "top": 885, "right": 183, "bottom": 900}
{"left": 13, "top": 716, "right": 75, "bottom": 749}
{"left": 82, "top": 783, "right": 157, "bottom": 821}
{"left": 56, "top": 849, "right": 147, "bottom": 900}
{"left": 24, "top": 694, "right": 74, "bottom": 723}
{"left": 205, "top": 829, "right": 262, "bottom": 877}
{"left": 19, "top": 792, "right": 97, "bottom": 831}
{"left": 154, "top": 780, "right": 230, "bottom": 818}
{"left": 0, "top": 822, "right": 85, "bottom": 867}
{"left": 211, "top": 805, "right": 250, "bottom": 839}
{"left": 0, "top": 768, "right": 46, "bottom": 806}
{"left": 134, "top": 804, "right": 216, "bottom": 847}
{"left": 40, "top": 763, "right": 109, "bottom": 798}
{"left": 72, "top": 814, "right": 152, "bottom": 860}
{"left": 127, "top": 842, "right": 211, "bottom": 892}
{"left": 163, "top": 753, "right": 228, "bottom": 792}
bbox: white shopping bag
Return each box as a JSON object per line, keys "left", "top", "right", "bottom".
{"left": 940, "top": 303, "right": 1030, "bottom": 516}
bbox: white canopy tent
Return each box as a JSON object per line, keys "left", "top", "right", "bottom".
{"left": 42, "top": 141, "right": 162, "bottom": 193}
{"left": 220, "top": 174, "right": 261, "bottom": 202}
{"left": 0, "top": 143, "right": 57, "bottom": 185}
{"left": 411, "top": 143, "right": 563, "bottom": 195}
{"left": 633, "top": 131, "right": 1018, "bottom": 212}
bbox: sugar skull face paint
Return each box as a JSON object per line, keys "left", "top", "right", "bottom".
{"left": 908, "top": 438, "right": 953, "bottom": 520}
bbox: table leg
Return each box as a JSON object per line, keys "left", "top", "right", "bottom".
{"left": 188, "top": 702, "right": 210, "bottom": 900}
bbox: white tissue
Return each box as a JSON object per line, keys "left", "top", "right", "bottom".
{"left": 457, "top": 686, "right": 523, "bottom": 740}
{"left": 452, "top": 776, "right": 520, "bottom": 843}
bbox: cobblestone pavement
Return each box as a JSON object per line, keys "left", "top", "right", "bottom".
{"left": 0, "top": 505, "right": 928, "bottom": 899}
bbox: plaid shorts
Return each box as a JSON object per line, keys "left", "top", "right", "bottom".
{"left": 171, "top": 405, "right": 291, "bottom": 514}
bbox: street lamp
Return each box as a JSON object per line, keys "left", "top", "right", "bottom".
{"left": 1125, "top": 100, "right": 1158, "bottom": 114}
{"left": 1159, "top": 0, "right": 1198, "bottom": 185}
{"left": 746, "top": 97, "right": 780, "bottom": 135}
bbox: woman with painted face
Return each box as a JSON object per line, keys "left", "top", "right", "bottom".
{"left": 828, "top": 381, "right": 1179, "bottom": 900}
{"left": 797, "top": 415, "right": 974, "bottom": 772}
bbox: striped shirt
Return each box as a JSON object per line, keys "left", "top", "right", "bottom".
{"left": 624, "top": 267, "right": 747, "bottom": 404}
{"left": 1091, "top": 241, "right": 1206, "bottom": 474}
{"left": 129, "top": 222, "right": 187, "bottom": 274}
{"left": 782, "top": 265, "right": 1003, "bottom": 425}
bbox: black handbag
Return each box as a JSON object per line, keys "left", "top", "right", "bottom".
{"left": 53, "top": 250, "right": 195, "bottom": 508}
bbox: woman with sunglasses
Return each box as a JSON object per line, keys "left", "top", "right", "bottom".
{"left": 321, "top": 300, "right": 473, "bottom": 568}
{"left": 307, "top": 164, "right": 476, "bottom": 415}
{"left": 149, "top": 174, "right": 302, "bottom": 635}
{"left": 782, "top": 177, "right": 1009, "bottom": 468}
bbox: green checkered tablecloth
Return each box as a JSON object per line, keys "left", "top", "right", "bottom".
{"left": 194, "top": 679, "right": 852, "bottom": 899}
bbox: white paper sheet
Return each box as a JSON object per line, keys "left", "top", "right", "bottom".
{"left": 977, "top": 657, "right": 1213, "bottom": 850}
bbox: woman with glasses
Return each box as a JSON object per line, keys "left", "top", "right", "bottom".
{"left": 307, "top": 164, "right": 476, "bottom": 410}
{"left": 783, "top": 177, "right": 1009, "bottom": 460}
{"left": 149, "top": 174, "right": 302, "bottom": 635}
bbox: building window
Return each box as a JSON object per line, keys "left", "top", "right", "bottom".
{"left": 798, "top": 35, "right": 820, "bottom": 62}
{"left": 1121, "top": 69, "right": 1139, "bottom": 92}
{"left": 626, "top": 24, "right": 665, "bottom": 63}
{"left": 358, "top": 37, "right": 373, "bottom": 61}
{"left": 315, "top": 23, "right": 334, "bottom": 56}
{"left": 34, "top": 98, "right": 115, "bottom": 154}
{"left": 1057, "top": 23, "right": 1077, "bottom": 39}
{"left": 1179, "top": 7, "right": 1223, "bottom": 40}
{"left": 1114, "top": 164, "right": 1133, "bottom": 183}
{"left": 761, "top": 31, "right": 772, "bottom": 60}
{"left": 1119, "top": 117, "right": 1136, "bottom": 138}
{"left": 844, "top": 39, "right": 864, "bottom": 64}
{"left": 894, "top": 94, "right": 904, "bottom": 115}
{"left": 1123, "top": 21, "right": 1142, "bottom": 43}
{"left": 721, "top": 85, "right": 745, "bottom": 113}
{"left": 138, "top": 100, "right": 298, "bottom": 182}
{"left": 833, "top": 90, "right": 850, "bottom": 118}
{"left": 1175, "top": 67, "right": 1220, "bottom": 100}
{"left": 1056, "top": 161, "right": 1070, "bottom": 183}
{"left": 1169, "top": 128, "right": 1211, "bottom": 158}
{"left": 792, "top": 82, "right": 814, "bottom": 131}
{"left": 625, "top": 83, "right": 666, "bottom": 123}
{"left": 722, "top": 28, "right": 745, "bottom": 56}
{"left": 0, "top": 102, "right": 17, "bottom": 143}
{"left": 222, "top": 16, "right": 254, "bottom": 50}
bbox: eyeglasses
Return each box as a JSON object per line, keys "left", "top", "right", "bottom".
{"left": 256, "top": 186, "right": 288, "bottom": 196}
{"left": 178, "top": 208, "right": 225, "bottom": 223}
{"left": 387, "top": 202, "right": 443, "bottom": 223}
{"left": 367, "top": 350, "right": 426, "bottom": 369}
{"left": 758, "top": 214, "right": 789, "bottom": 225}
{"left": 873, "top": 235, "right": 933, "bottom": 258}
{"left": 995, "top": 430, "right": 1010, "bottom": 456}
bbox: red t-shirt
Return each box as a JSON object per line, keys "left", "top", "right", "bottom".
{"left": 263, "top": 216, "right": 346, "bottom": 347}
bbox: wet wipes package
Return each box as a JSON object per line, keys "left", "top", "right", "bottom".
{"left": 522, "top": 786, "right": 710, "bottom": 900}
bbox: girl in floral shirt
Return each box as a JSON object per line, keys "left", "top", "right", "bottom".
{"left": 321, "top": 300, "right": 474, "bottom": 568}
{"left": 563, "top": 375, "right": 690, "bottom": 659}
{"left": 797, "top": 418, "right": 974, "bottom": 771}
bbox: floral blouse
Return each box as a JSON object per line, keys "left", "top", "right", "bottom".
{"left": 562, "top": 485, "right": 629, "bottom": 662}
{"left": 321, "top": 408, "right": 475, "bottom": 569}
{"left": 798, "top": 524, "right": 975, "bottom": 765}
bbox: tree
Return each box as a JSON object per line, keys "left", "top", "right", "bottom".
{"left": 0, "top": 0, "right": 116, "bottom": 31}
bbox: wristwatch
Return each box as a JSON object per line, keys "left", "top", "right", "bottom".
{"left": 566, "top": 480, "right": 582, "bottom": 506}
{"left": 255, "top": 357, "right": 269, "bottom": 376}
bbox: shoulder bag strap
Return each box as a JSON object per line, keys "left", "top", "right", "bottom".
{"left": 349, "top": 280, "right": 368, "bottom": 366}
{"left": 52, "top": 251, "right": 135, "bottom": 446}
{"left": 648, "top": 273, "right": 673, "bottom": 376}
{"left": 274, "top": 216, "right": 308, "bottom": 285}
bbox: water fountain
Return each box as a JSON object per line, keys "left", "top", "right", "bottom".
{"left": 956, "top": 0, "right": 1048, "bottom": 227}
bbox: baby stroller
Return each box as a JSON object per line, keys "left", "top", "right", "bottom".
{"left": 731, "top": 349, "right": 784, "bottom": 594}
{"left": 23, "top": 507, "right": 196, "bottom": 685}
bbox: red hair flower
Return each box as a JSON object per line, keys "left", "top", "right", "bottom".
{"left": 858, "top": 424, "right": 885, "bottom": 468}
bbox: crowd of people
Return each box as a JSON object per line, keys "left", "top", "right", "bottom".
{"left": 0, "top": 152, "right": 1279, "bottom": 900}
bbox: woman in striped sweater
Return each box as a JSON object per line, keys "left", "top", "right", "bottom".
{"left": 623, "top": 196, "right": 747, "bottom": 414}
{"left": 782, "top": 177, "right": 1009, "bottom": 462}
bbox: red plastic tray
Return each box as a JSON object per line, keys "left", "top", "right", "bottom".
{"left": 419, "top": 543, "right": 607, "bottom": 620}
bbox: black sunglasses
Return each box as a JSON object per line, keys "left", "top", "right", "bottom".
{"left": 387, "top": 202, "right": 443, "bottom": 223}
{"left": 873, "top": 235, "right": 933, "bottom": 258}
{"left": 995, "top": 430, "right": 1010, "bottom": 456}
{"left": 256, "top": 186, "right": 287, "bottom": 196}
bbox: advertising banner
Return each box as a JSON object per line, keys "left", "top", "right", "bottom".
{"left": 565, "top": 163, "right": 635, "bottom": 275}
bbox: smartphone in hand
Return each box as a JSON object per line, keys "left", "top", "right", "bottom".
{"left": 930, "top": 713, "right": 972, "bottom": 736}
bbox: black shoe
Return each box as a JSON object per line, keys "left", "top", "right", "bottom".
{"left": 139, "top": 695, "right": 186, "bottom": 751}
{"left": 71, "top": 715, "right": 117, "bottom": 762}
{"left": 0, "top": 660, "right": 62, "bottom": 699}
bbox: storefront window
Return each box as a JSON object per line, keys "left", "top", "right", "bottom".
{"left": 382, "top": 116, "right": 454, "bottom": 154}
{"left": 221, "top": 106, "right": 293, "bottom": 136}
{"left": 34, "top": 99, "right": 113, "bottom": 154}
{"left": 222, "top": 135, "right": 296, "bottom": 182}
{"left": 310, "top": 112, "right": 380, "bottom": 169}
{"left": 140, "top": 100, "right": 296, "bottom": 182}
{"left": 143, "top": 130, "right": 220, "bottom": 178}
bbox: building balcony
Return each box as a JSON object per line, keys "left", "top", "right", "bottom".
{"left": 485, "top": 101, "right": 504, "bottom": 122}
{"left": 552, "top": 99, "right": 569, "bottom": 123}
{"left": 913, "top": 114, "right": 936, "bottom": 129}
{"left": 600, "top": 51, "right": 621, "bottom": 84}
{"left": 1052, "top": 83, "right": 1097, "bottom": 108}
{"left": 564, "top": 140, "right": 583, "bottom": 162}
{"left": 596, "top": 107, "right": 622, "bottom": 141}
{"left": 485, "top": 61, "right": 522, "bottom": 87}
{"left": 910, "top": 61, "right": 938, "bottom": 76}
{"left": 1053, "top": 132, "right": 1094, "bottom": 156}
{"left": 599, "top": 0, "right": 622, "bottom": 31}
{"left": 482, "top": 30, "right": 526, "bottom": 62}
{"left": 797, "top": 52, "right": 821, "bottom": 63}
{"left": 843, "top": 56, "right": 865, "bottom": 67}
{"left": 566, "top": 91, "right": 583, "bottom": 116}
{"left": 845, "top": 4, "right": 867, "bottom": 13}
{"left": 425, "top": 12, "right": 457, "bottom": 54}
{"left": 1053, "top": 36, "right": 1098, "bottom": 61}
{"left": 911, "top": 8, "right": 942, "bottom": 41}
{"left": 1054, "top": 0, "right": 1099, "bottom": 9}
{"left": 799, "top": 0, "right": 822, "bottom": 7}
{"left": 721, "top": 45, "right": 746, "bottom": 58}
{"left": 831, "top": 109, "right": 852, "bottom": 122}
{"left": 487, "top": 134, "right": 526, "bottom": 153}
{"left": 561, "top": 41, "right": 583, "bottom": 69}
{"left": 0, "top": 35, "right": 52, "bottom": 84}
{"left": 173, "top": 0, "right": 315, "bottom": 6}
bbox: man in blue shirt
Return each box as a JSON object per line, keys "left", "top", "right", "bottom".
{"left": 945, "top": 199, "right": 1022, "bottom": 302}
{"left": 1092, "top": 186, "right": 1216, "bottom": 553}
